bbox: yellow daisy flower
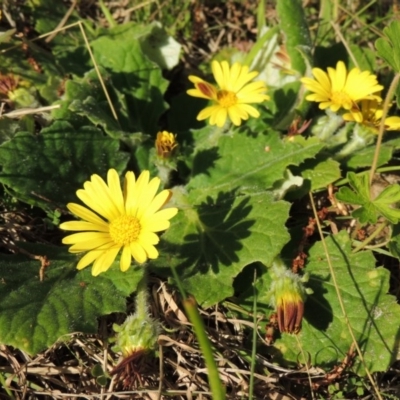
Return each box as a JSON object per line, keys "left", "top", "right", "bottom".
{"left": 343, "top": 99, "right": 400, "bottom": 131}
{"left": 187, "top": 60, "right": 269, "bottom": 127}
{"left": 301, "top": 61, "right": 383, "bottom": 112}
{"left": 60, "top": 169, "right": 178, "bottom": 276}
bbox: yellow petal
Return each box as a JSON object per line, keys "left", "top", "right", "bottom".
{"left": 76, "top": 250, "right": 103, "bottom": 270}
{"left": 227, "top": 105, "right": 245, "bottom": 125}
{"left": 141, "top": 217, "right": 172, "bottom": 233}
{"left": 62, "top": 231, "right": 111, "bottom": 245}
{"left": 67, "top": 237, "right": 114, "bottom": 253}
{"left": 130, "top": 242, "right": 147, "bottom": 264}
{"left": 210, "top": 107, "right": 228, "bottom": 127}
{"left": 107, "top": 169, "right": 124, "bottom": 214}
{"left": 91, "top": 247, "right": 120, "bottom": 276}
{"left": 236, "top": 103, "right": 260, "bottom": 118}
{"left": 136, "top": 176, "right": 160, "bottom": 219}
{"left": 66, "top": 203, "right": 108, "bottom": 228}
{"left": 141, "top": 189, "right": 172, "bottom": 219}
{"left": 385, "top": 116, "right": 400, "bottom": 130}
{"left": 197, "top": 105, "right": 219, "bottom": 121}
{"left": 81, "top": 173, "right": 122, "bottom": 220}
{"left": 141, "top": 242, "right": 159, "bottom": 259}
{"left": 138, "top": 230, "right": 160, "bottom": 246}
{"left": 120, "top": 245, "right": 132, "bottom": 272}
{"left": 126, "top": 170, "right": 150, "bottom": 216}
{"left": 328, "top": 61, "right": 347, "bottom": 92}
{"left": 77, "top": 189, "right": 116, "bottom": 222}
{"left": 59, "top": 220, "right": 109, "bottom": 232}
{"left": 212, "top": 60, "right": 225, "bottom": 89}
{"left": 123, "top": 171, "right": 137, "bottom": 214}
{"left": 231, "top": 67, "right": 258, "bottom": 93}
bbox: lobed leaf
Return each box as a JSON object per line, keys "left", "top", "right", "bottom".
{"left": 337, "top": 172, "right": 400, "bottom": 224}
{"left": 0, "top": 243, "right": 144, "bottom": 355}
{"left": 188, "top": 129, "right": 324, "bottom": 201}
{"left": 152, "top": 191, "right": 290, "bottom": 307}
{"left": 90, "top": 23, "right": 169, "bottom": 136}
{"left": 267, "top": 231, "right": 400, "bottom": 375}
{"left": 375, "top": 20, "right": 400, "bottom": 72}
{"left": 0, "top": 121, "right": 129, "bottom": 210}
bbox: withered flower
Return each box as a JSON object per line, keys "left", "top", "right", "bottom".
{"left": 111, "top": 278, "right": 160, "bottom": 388}
{"left": 0, "top": 73, "right": 18, "bottom": 99}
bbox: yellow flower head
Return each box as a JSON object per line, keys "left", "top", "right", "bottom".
{"left": 60, "top": 169, "right": 178, "bottom": 276}
{"left": 155, "top": 131, "right": 178, "bottom": 158}
{"left": 187, "top": 60, "right": 270, "bottom": 127}
{"left": 301, "top": 61, "right": 383, "bottom": 113}
{"left": 343, "top": 99, "right": 400, "bottom": 131}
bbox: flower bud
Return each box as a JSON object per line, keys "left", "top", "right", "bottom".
{"left": 155, "top": 131, "right": 178, "bottom": 159}
{"left": 268, "top": 261, "right": 307, "bottom": 334}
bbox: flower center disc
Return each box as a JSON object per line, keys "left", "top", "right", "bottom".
{"left": 217, "top": 90, "right": 238, "bottom": 108}
{"left": 109, "top": 215, "right": 141, "bottom": 246}
{"left": 331, "top": 91, "right": 352, "bottom": 108}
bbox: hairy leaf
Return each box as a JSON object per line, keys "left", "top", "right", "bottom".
{"left": 152, "top": 190, "right": 290, "bottom": 307}
{"left": 267, "top": 231, "right": 400, "bottom": 374}
{"left": 0, "top": 121, "right": 129, "bottom": 210}
{"left": 0, "top": 243, "right": 143, "bottom": 355}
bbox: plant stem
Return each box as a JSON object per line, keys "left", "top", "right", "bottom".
{"left": 98, "top": 0, "right": 117, "bottom": 27}
{"left": 369, "top": 72, "right": 400, "bottom": 184}
{"left": 352, "top": 220, "right": 389, "bottom": 253}
{"left": 170, "top": 265, "right": 225, "bottom": 400}
{"left": 182, "top": 297, "right": 226, "bottom": 400}
{"left": 248, "top": 269, "right": 258, "bottom": 400}
{"left": 135, "top": 275, "right": 150, "bottom": 321}
{"left": 0, "top": 373, "right": 14, "bottom": 398}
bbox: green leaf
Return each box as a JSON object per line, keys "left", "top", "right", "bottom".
{"left": 139, "top": 22, "right": 182, "bottom": 70}
{"left": 0, "top": 116, "right": 35, "bottom": 143}
{"left": 376, "top": 20, "right": 400, "bottom": 72}
{"left": 0, "top": 243, "right": 144, "bottom": 355}
{"left": 152, "top": 191, "right": 290, "bottom": 307}
{"left": 90, "top": 23, "right": 169, "bottom": 135}
{"left": 275, "top": 0, "right": 312, "bottom": 74}
{"left": 271, "top": 0, "right": 312, "bottom": 128}
{"left": 349, "top": 44, "right": 376, "bottom": 72}
{"left": 0, "top": 121, "right": 129, "bottom": 210}
{"left": 373, "top": 184, "right": 400, "bottom": 222}
{"left": 388, "top": 223, "right": 400, "bottom": 259}
{"left": 152, "top": 130, "right": 322, "bottom": 305}
{"left": 345, "top": 142, "right": 393, "bottom": 169}
{"left": 64, "top": 69, "right": 132, "bottom": 139}
{"left": 0, "top": 28, "right": 15, "bottom": 44}
{"left": 27, "top": 0, "right": 92, "bottom": 77}
{"left": 336, "top": 172, "right": 400, "bottom": 224}
{"left": 0, "top": 39, "right": 62, "bottom": 106}
{"left": 267, "top": 231, "right": 400, "bottom": 374}
{"left": 302, "top": 158, "right": 342, "bottom": 190}
{"left": 188, "top": 130, "right": 324, "bottom": 201}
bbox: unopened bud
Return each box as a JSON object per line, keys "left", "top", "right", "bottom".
{"left": 155, "top": 131, "right": 178, "bottom": 159}
{"left": 269, "top": 261, "right": 307, "bottom": 334}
